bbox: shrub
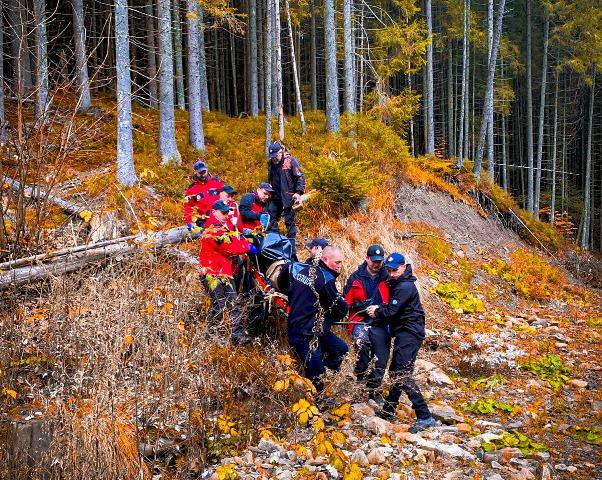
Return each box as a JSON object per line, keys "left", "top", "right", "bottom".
{"left": 485, "top": 248, "right": 567, "bottom": 300}
{"left": 462, "top": 397, "right": 515, "bottom": 415}
{"left": 482, "top": 431, "right": 548, "bottom": 455}
{"left": 433, "top": 281, "right": 485, "bottom": 314}
{"left": 304, "top": 153, "right": 378, "bottom": 212}
{"left": 521, "top": 354, "right": 571, "bottom": 389}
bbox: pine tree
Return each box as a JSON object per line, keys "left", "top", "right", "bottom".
{"left": 425, "top": 0, "right": 434, "bottom": 154}
{"left": 186, "top": 0, "right": 205, "bottom": 151}
{"left": 173, "top": 0, "right": 186, "bottom": 110}
{"left": 534, "top": 15, "right": 549, "bottom": 218}
{"left": 8, "top": 0, "right": 32, "bottom": 95}
{"left": 249, "top": 0, "right": 259, "bottom": 116}
{"left": 145, "top": 0, "right": 158, "bottom": 108}
{"left": 33, "top": 0, "right": 48, "bottom": 123}
{"left": 72, "top": 0, "right": 92, "bottom": 112}
{"left": 115, "top": 0, "right": 138, "bottom": 186}
{"left": 324, "top": 0, "right": 340, "bottom": 132}
{"left": 526, "top": 0, "right": 534, "bottom": 212}
{"left": 0, "top": 1, "right": 6, "bottom": 144}
{"left": 343, "top": 0, "right": 355, "bottom": 113}
{"left": 198, "top": 7, "right": 210, "bottom": 111}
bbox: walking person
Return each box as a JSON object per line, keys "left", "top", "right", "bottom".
{"left": 184, "top": 160, "right": 224, "bottom": 230}
{"left": 365, "top": 253, "right": 436, "bottom": 433}
{"left": 239, "top": 182, "right": 274, "bottom": 232}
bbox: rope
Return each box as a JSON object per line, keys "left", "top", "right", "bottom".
{"left": 308, "top": 247, "right": 325, "bottom": 353}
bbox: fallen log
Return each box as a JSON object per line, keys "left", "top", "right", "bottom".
{"left": 0, "top": 226, "right": 200, "bottom": 290}
{"left": 2, "top": 175, "right": 89, "bottom": 216}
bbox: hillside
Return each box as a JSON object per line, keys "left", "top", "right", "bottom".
{"left": 1, "top": 107, "right": 600, "bottom": 480}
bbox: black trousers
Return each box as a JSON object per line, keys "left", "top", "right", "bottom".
{"left": 267, "top": 198, "right": 298, "bottom": 238}
{"left": 202, "top": 277, "right": 245, "bottom": 339}
{"left": 384, "top": 330, "right": 431, "bottom": 420}
{"left": 366, "top": 325, "right": 392, "bottom": 390}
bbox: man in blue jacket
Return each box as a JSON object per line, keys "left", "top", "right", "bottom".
{"left": 267, "top": 142, "right": 306, "bottom": 240}
{"left": 366, "top": 253, "right": 436, "bottom": 433}
{"left": 287, "top": 245, "right": 349, "bottom": 392}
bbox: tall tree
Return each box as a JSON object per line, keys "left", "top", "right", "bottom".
{"left": 265, "top": 0, "right": 273, "bottom": 153}
{"left": 274, "top": 0, "right": 284, "bottom": 139}
{"left": 526, "top": 0, "right": 534, "bottom": 212}
{"left": 198, "top": 7, "right": 210, "bottom": 111}
{"left": 425, "top": 0, "right": 434, "bottom": 154}
{"left": 550, "top": 67, "right": 559, "bottom": 225}
{"left": 324, "top": 0, "right": 340, "bottom": 132}
{"left": 580, "top": 71, "right": 595, "bottom": 250}
{"left": 7, "top": 0, "right": 32, "bottom": 95}
{"left": 456, "top": 0, "right": 469, "bottom": 168}
{"left": 249, "top": 0, "right": 259, "bottom": 116}
{"left": 486, "top": 0, "right": 494, "bottom": 175}
{"left": 72, "top": 0, "right": 92, "bottom": 112}
{"left": 309, "top": 1, "right": 317, "bottom": 111}
{"left": 343, "top": 0, "right": 355, "bottom": 113}
{"left": 157, "top": 0, "right": 181, "bottom": 164}
{"left": 284, "top": 0, "right": 306, "bottom": 133}
{"left": 0, "top": 1, "right": 6, "bottom": 144}
{"left": 145, "top": 0, "right": 158, "bottom": 108}
{"left": 173, "top": 0, "right": 186, "bottom": 110}
{"left": 534, "top": 15, "right": 549, "bottom": 218}
{"left": 186, "top": 0, "right": 205, "bottom": 151}
{"left": 115, "top": 0, "right": 138, "bottom": 186}
{"left": 473, "top": 0, "right": 506, "bottom": 179}
{"left": 33, "top": 0, "right": 48, "bottom": 123}
{"left": 447, "top": 41, "right": 454, "bottom": 158}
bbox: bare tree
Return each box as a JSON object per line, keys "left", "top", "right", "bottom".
{"left": 456, "top": 0, "right": 469, "bottom": 168}
{"left": 580, "top": 70, "right": 595, "bottom": 250}
{"left": 284, "top": 0, "right": 306, "bottom": 133}
{"left": 265, "top": 0, "right": 273, "bottom": 153}
{"left": 0, "top": 1, "right": 6, "bottom": 144}
{"left": 198, "top": 7, "right": 209, "bottom": 111}
{"left": 343, "top": 0, "right": 355, "bottom": 113}
{"left": 145, "top": 0, "right": 158, "bottom": 108}
{"left": 425, "top": 0, "right": 434, "bottom": 154}
{"left": 309, "top": 0, "right": 317, "bottom": 111}
{"left": 534, "top": 15, "right": 549, "bottom": 218}
{"left": 115, "top": 0, "right": 138, "bottom": 185}
{"left": 33, "top": 0, "right": 48, "bottom": 123}
{"left": 186, "top": 0, "right": 205, "bottom": 151}
{"left": 173, "top": 0, "right": 186, "bottom": 110}
{"left": 249, "top": 0, "right": 259, "bottom": 116}
{"left": 486, "top": 0, "right": 494, "bottom": 174}
{"left": 526, "top": 0, "right": 534, "bottom": 212}
{"left": 7, "top": 0, "right": 33, "bottom": 95}
{"left": 324, "top": 0, "right": 340, "bottom": 132}
{"left": 72, "top": 0, "right": 92, "bottom": 112}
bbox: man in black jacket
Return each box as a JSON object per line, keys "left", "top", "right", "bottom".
{"left": 267, "top": 142, "right": 306, "bottom": 240}
{"left": 287, "top": 245, "right": 349, "bottom": 392}
{"left": 366, "top": 252, "right": 436, "bottom": 433}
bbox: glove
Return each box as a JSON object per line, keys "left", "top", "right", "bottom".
{"left": 187, "top": 222, "right": 193, "bottom": 231}
{"left": 242, "top": 228, "right": 253, "bottom": 236}
{"left": 248, "top": 244, "right": 260, "bottom": 255}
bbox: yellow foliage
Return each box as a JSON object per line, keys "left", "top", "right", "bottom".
{"left": 344, "top": 462, "right": 363, "bottom": 480}
{"left": 2, "top": 387, "right": 17, "bottom": 399}
{"left": 216, "top": 463, "right": 238, "bottom": 480}
{"left": 292, "top": 398, "right": 319, "bottom": 425}
{"left": 330, "top": 449, "right": 348, "bottom": 472}
{"left": 217, "top": 414, "right": 239, "bottom": 437}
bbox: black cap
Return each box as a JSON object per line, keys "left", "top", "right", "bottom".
{"left": 367, "top": 244, "right": 385, "bottom": 261}
{"left": 221, "top": 185, "right": 238, "bottom": 195}
{"left": 212, "top": 200, "right": 231, "bottom": 213}
{"left": 305, "top": 237, "right": 329, "bottom": 249}
{"left": 259, "top": 182, "right": 275, "bottom": 192}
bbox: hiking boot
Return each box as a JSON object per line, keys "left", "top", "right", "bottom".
{"left": 231, "top": 335, "right": 252, "bottom": 346}
{"left": 375, "top": 407, "right": 398, "bottom": 423}
{"left": 408, "top": 416, "right": 436, "bottom": 434}
{"left": 368, "top": 392, "right": 386, "bottom": 409}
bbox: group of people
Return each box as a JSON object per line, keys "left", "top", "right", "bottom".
{"left": 184, "top": 142, "right": 435, "bottom": 433}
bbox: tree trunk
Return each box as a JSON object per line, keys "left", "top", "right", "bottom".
{"left": 173, "top": 0, "right": 186, "bottom": 110}
{"left": 447, "top": 40, "right": 454, "bottom": 158}
{"left": 501, "top": 113, "right": 508, "bottom": 190}
{"left": 214, "top": 29, "right": 222, "bottom": 111}
{"left": 534, "top": 16, "right": 549, "bottom": 218}
{"left": 550, "top": 67, "right": 559, "bottom": 224}
{"left": 198, "top": 7, "right": 210, "bottom": 111}
{"left": 324, "top": 0, "right": 340, "bottom": 132}
{"left": 343, "top": 0, "right": 355, "bottom": 113}
{"left": 309, "top": 0, "right": 317, "bottom": 111}
{"left": 257, "top": 0, "right": 265, "bottom": 111}
{"left": 145, "top": 0, "right": 158, "bottom": 108}
{"left": 580, "top": 70, "right": 595, "bottom": 250}
{"left": 526, "top": 0, "right": 534, "bottom": 212}
{"left": 229, "top": 29, "right": 239, "bottom": 116}
{"left": 0, "top": 2, "right": 6, "bottom": 144}
{"left": 456, "top": 0, "right": 469, "bottom": 167}
{"left": 186, "top": 0, "right": 205, "bottom": 152}
{"left": 425, "top": 0, "right": 434, "bottom": 154}
{"left": 249, "top": 0, "right": 259, "bottom": 116}
{"left": 561, "top": 93, "right": 566, "bottom": 214}
{"left": 273, "top": 0, "right": 285, "bottom": 139}
{"left": 33, "top": 0, "right": 48, "bottom": 124}
{"left": 284, "top": 0, "right": 306, "bottom": 133}
{"left": 72, "top": 0, "right": 92, "bottom": 112}
{"left": 359, "top": 3, "right": 365, "bottom": 112}
{"left": 473, "top": 0, "right": 506, "bottom": 179}
{"left": 265, "top": 0, "right": 273, "bottom": 153}
{"left": 486, "top": 0, "right": 494, "bottom": 175}
{"left": 157, "top": 0, "right": 181, "bottom": 164}
{"left": 115, "top": 0, "right": 138, "bottom": 186}
{"left": 8, "top": 0, "right": 33, "bottom": 95}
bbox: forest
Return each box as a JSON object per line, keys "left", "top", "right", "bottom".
{"left": 0, "top": 0, "right": 601, "bottom": 479}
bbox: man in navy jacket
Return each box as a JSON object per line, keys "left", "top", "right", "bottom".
{"left": 366, "top": 253, "right": 436, "bottom": 433}
{"left": 287, "top": 245, "right": 349, "bottom": 391}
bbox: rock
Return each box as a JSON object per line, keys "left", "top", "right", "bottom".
{"left": 566, "top": 466, "right": 577, "bottom": 473}
{"left": 325, "top": 465, "right": 339, "bottom": 478}
{"left": 351, "top": 402, "right": 375, "bottom": 419}
{"left": 501, "top": 447, "right": 524, "bottom": 463}
{"left": 257, "top": 438, "right": 279, "bottom": 453}
{"left": 569, "top": 379, "right": 588, "bottom": 389}
{"left": 443, "top": 470, "right": 466, "bottom": 480}
{"left": 367, "top": 448, "right": 387, "bottom": 465}
{"left": 416, "top": 438, "right": 476, "bottom": 461}
{"left": 456, "top": 423, "right": 472, "bottom": 434}
{"left": 429, "top": 369, "right": 455, "bottom": 386}
{"left": 439, "top": 432, "right": 462, "bottom": 444}
{"left": 531, "top": 319, "right": 549, "bottom": 328}
{"left": 415, "top": 359, "right": 438, "bottom": 372}
{"left": 315, "top": 473, "right": 328, "bottom": 480}
{"left": 361, "top": 416, "right": 395, "bottom": 435}
{"left": 350, "top": 449, "right": 369, "bottom": 466}
{"left": 484, "top": 474, "right": 504, "bottom": 480}
{"left": 538, "top": 463, "right": 555, "bottom": 480}
{"left": 277, "top": 471, "right": 294, "bottom": 480}
{"left": 554, "top": 464, "right": 567, "bottom": 471}
{"left": 481, "top": 452, "right": 502, "bottom": 464}
{"left": 430, "top": 404, "right": 464, "bottom": 424}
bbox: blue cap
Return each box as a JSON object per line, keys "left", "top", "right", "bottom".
{"left": 259, "top": 182, "right": 275, "bottom": 192}
{"left": 305, "top": 237, "right": 329, "bottom": 249}
{"left": 212, "top": 200, "right": 231, "bottom": 213}
{"left": 367, "top": 244, "right": 385, "bottom": 261}
{"left": 194, "top": 160, "right": 208, "bottom": 172}
{"left": 384, "top": 252, "right": 406, "bottom": 268}
{"left": 268, "top": 142, "right": 282, "bottom": 159}
{"left": 221, "top": 185, "right": 238, "bottom": 195}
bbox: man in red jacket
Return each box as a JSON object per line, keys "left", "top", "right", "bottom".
{"left": 219, "top": 185, "right": 242, "bottom": 232}
{"left": 239, "top": 182, "right": 273, "bottom": 232}
{"left": 199, "top": 200, "right": 259, "bottom": 345}
{"left": 184, "top": 160, "right": 225, "bottom": 230}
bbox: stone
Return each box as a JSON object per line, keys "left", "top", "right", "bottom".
{"left": 501, "top": 447, "right": 524, "bottom": 463}
{"left": 430, "top": 404, "right": 464, "bottom": 424}
{"left": 325, "top": 465, "right": 339, "bottom": 478}
{"left": 277, "top": 471, "right": 294, "bottom": 480}
{"left": 538, "top": 463, "right": 555, "bottom": 480}
{"left": 456, "top": 423, "right": 472, "bottom": 434}
{"left": 367, "top": 448, "right": 386, "bottom": 465}
{"left": 257, "top": 438, "right": 279, "bottom": 453}
{"left": 350, "top": 449, "right": 369, "bottom": 466}
{"left": 566, "top": 466, "right": 577, "bottom": 473}
{"left": 443, "top": 470, "right": 466, "bottom": 480}
{"left": 362, "top": 416, "right": 395, "bottom": 435}
{"left": 569, "top": 379, "right": 588, "bottom": 389}
{"left": 351, "top": 403, "right": 375, "bottom": 419}
{"left": 429, "top": 369, "right": 455, "bottom": 386}
{"left": 416, "top": 438, "right": 476, "bottom": 461}
{"left": 415, "top": 359, "right": 438, "bottom": 371}
{"left": 554, "top": 464, "right": 567, "bottom": 471}
{"left": 484, "top": 474, "right": 504, "bottom": 480}
{"left": 439, "top": 433, "right": 462, "bottom": 444}
{"left": 531, "top": 319, "right": 549, "bottom": 328}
